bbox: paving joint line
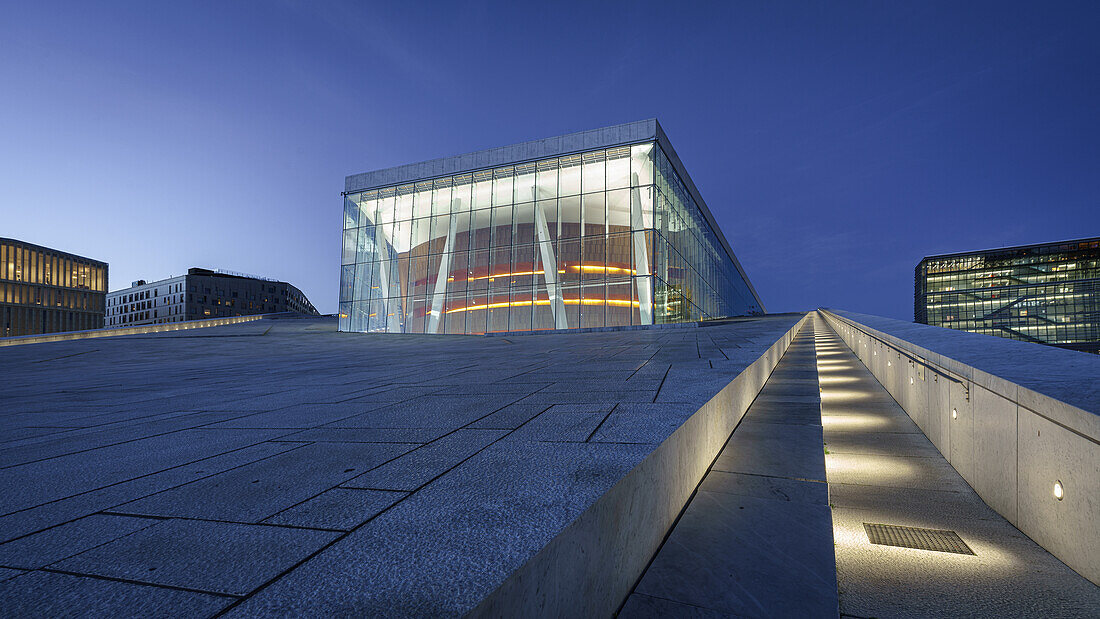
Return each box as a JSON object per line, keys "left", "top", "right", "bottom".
{"left": 212, "top": 389, "right": 566, "bottom": 617}
{"left": 0, "top": 439, "right": 315, "bottom": 524}
{"left": 37, "top": 566, "right": 243, "bottom": 598}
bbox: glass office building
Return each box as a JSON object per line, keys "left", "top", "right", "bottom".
{"left": 915, "top": 237, "right": 1100, "bottom": 353}
{"left": 1, "top": 238, "right": 107, "bottom": 337}
{"left": 339, "top": 120, "right": 764, "bottom": 334}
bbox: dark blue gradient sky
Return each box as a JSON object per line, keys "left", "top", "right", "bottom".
{"left": 3, "top": 1, "right": 1098, "bottom": 317}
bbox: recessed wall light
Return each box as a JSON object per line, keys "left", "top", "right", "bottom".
{"left": 951, "top": 408, "right": 958, "bottom": 420}
{"left": 1054, "top": 480, "right": 1064, "bottom": 501}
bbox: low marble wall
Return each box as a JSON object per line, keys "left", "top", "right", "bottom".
{"left": 470, "top": 313, "right": 812, "bottom": 617}
{"left": 820, "top": 309, "right": 1100, "bottom": 586}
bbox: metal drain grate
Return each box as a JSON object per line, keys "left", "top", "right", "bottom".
{"left": 864, "top": 523, "right": 974, "bottom": 555}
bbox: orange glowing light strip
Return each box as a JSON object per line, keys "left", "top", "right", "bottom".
{"left": 574, "top": 264, "right": 636, "bottom": 275}
{"left": 466, "top": 269, "right": 558, "bottom": 282}
{"left": 465, "top": 264, "right": 636, "bottom": 282}
{"left": 445, "top": 298, "right": 639, "bottom": 314}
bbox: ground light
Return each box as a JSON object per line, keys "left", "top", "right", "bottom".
{"left": 952, "top": 408, "right": 958, "bottom": 420}
{"left": 1054, "top": 480, "right": 1064, "bottom": 501}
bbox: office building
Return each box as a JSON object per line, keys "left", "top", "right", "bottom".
{"left": 339, "top": 119, "right": 764, "bottom": 334}
{"left": 106, "top": 267, "right": 318, "bottom": 327}
{"left": 915, "top": 237, "right": 1100, "bottom": 353}
{"left": 0, "top": 238, "right": 107, "bottom": 337}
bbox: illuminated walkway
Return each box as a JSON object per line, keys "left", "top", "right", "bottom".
{"left": 816, "top": 315, "right": 1100, "bottom": 617}
{"left": 622, "top": 320, "right": 838, "bottom": 617}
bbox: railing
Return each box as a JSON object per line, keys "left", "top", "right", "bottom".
{"left": 818, "top": 309, "right": 1100, "bottom": 586}
{"left": 0, "top": 315, "right": 266, "bottom": 348}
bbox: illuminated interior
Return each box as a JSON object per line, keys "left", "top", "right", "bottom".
{"left": 339, "top": 141, "right": 761, "bottom": 334}
{"left": 0, "top": 239, "right": 107, "bottom": 337}
{"left": 915, "top": 238, "right": 1099, "bottom": 352}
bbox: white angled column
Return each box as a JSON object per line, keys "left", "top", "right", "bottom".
{"left": 631, "top": 173, "right": 653, "bottom": 325}
{"left": 426, "top": 199, "right": 460, "bottom": 334}
{"left": 374, "top": 222, "right": 403, "bottom": 333}
{"left": 533, "top": 187, "right": 568, "bottom": 329}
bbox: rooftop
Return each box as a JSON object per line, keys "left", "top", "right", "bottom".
{"left": 0, "top": 237, "right": 108, "bottom": 267}
{"left": 830, "top": 309, "right": 1100, "bottom": 417}
{"left": 0, "top": 313, "right": 802, "bottom": 615}
{"left": 919, "top": 236, "right": 1100, "bottom": 262}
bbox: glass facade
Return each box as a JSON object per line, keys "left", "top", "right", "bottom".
{"left": 915, "top": 238, "right": 1100, "bottom": 353}
{"left": 339, "top": 137, "right": 761, "bottom": 334}
{"left": 0, "top": 238, "right": 107, "bottom": 337}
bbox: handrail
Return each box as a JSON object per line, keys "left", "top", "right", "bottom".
{"left": 823, "top": 310, "right": 967, "bottom": 386}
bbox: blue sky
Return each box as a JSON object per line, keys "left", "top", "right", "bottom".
{"left": 2, "top": 1, "right": 1098, "bottom": 317}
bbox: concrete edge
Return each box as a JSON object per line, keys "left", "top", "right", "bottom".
{"left": 0, "top": 315, "right": 267, "bottom": 347}
{"left": 819, "top": 310, "right": 1099, "bottom": 443}
{"left": 819, "top": 309, "right": 1100, "bottom": 586}
{"left": 468, "top": 312, "right": 812, "bottom": 617}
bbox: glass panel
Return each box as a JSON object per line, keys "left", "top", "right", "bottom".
{"left": 558, "top": 239, "right": 581, "bottom": 287}
{"left": 631, "top": 143, "right": 655, "bottom": 186}
{"left": 581, "top": 283, "right": 605, "bottom": 329}
{"left": 512, "top": 201, "right": 536, "bottom": 246}
{"left": 432, "top": 184, "right": 452, "bottom": 216}
{"left": 343, "top": 196, "right": 359, "bottom": 229}
{"left": 538, "top": 199, "right": 558, "bottom": 242}
{"left": 470, "top": 209, "right": 492, "bottom": 250}
{"left": 583, "top": 192, "right": 605, "bottom": 236}
{"left": 472, "top": 174, "right": 493, "bottom": 209}
{"left": 559, "top": 196, "right": 581, "bottom": 239}
{"left": 413, "top": 186, "right": 433, "bottom": 219}
{"left": 606, "top": 233, "right": 632, "bottom": 280}
{"left": 390, "top": 218, "right": 412, "bottom": 256}
{"left": 354, "top": 263, "right": 373, "bottom": 300}
{"left": 509, "top": 245, "right": 535, "bottom": 290}
{"left": 464, "top": 295, "right": 488, "bottom": 334}
{"left": 340, "top": 265, "right": 355, "bottom": 302}
{"left": 607, "top": 279, "right": 633, "bottom": 326}
{"left": 492, "top": 169, "right": 513, "bottom": 206}
{"left": 395, "top": 188, "right": 415, "bottom": 222}
{"left": 451, "top": 178, "right": 472, "bottom": 212}
{"left": 582, "top": 235, "right": 607, "bottom": 282}
{"left": 491, "top": 205, "right": 513, "bottom": 249}
{"left": 510, "top": 287, "right": 533, "bottom": 332}
{"left": 536, "top": 161, "right": 558, "bottom": 199}
{"left": 468, "top": 250, "right": 491, "bottom": 291}
{"left": 607, "top": 188, "right": 630, "bottom": 233}
{"left": 559, "top": 156, "right": 581, "bottom": 196}
{"left": 606, "top": 150, "right": 630, "bottom": 189}
{"left": 444, "top": 295, "right": 466, "bottom": 334}
{"left": 410, "top": 218, "right": 431, "bottom": 257}
{"left": 632, "top": 185, "right": 655, "bottom": 230}
{"left": 582, "top": 153, "right": 605, "bottom": 193}
{"left": 514, "top": 164, "right": 536, "bottom": 203}
{"left": 339, "top": 139, "right": 757, "bottom": 333}
{"left": 533, "top": 285, "right": 555, "bottom": 330}
{"left": 342, "top": 229, "right": 358, "bottom": 265}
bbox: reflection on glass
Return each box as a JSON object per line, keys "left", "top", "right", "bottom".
{"left": 340, "top": 141, "right": 760, "bottom": 334}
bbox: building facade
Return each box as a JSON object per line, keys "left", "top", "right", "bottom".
{"left": 915, "top": 237, "right": 1100, "bottom": 353}
{"left": 0, "top": 238, "right": 107, "bottom": 337}
{"left": 106, "top": 267, "right": 318, "bottom": 327}
{"left": 339, "top": 119, "right": 764, "bottom": 334}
